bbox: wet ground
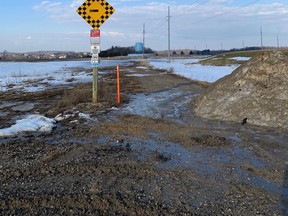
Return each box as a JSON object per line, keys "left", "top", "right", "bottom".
{"left": 0, "top": 61, "right": 287, "bottom": 215}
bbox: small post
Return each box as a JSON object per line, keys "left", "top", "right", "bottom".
{"left": 93, "top": 66, "right": 98, "bottom": 103}
{"left": 116, "top": 64, "right": 121, "bottom": 104}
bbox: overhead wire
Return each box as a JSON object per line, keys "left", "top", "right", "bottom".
{"left": 146, "top": 0, "right": 207, "bottom": 36}
{"left": 169, "top": 0, "right": 265, "bottom": 50}
{"left": 171, "top": 0, "right": 261, "bottom": 32}
{"left": 172, "top": 0, "right": 203, "bottom": 17}
{"left": 144, "top": 0, "right": 271, "bottom": 50}
{"left": 173, "top": 0, "right": 209, "bottom": 19}
{"left": 189, "top": 0, "right": 261, "bottom": 25}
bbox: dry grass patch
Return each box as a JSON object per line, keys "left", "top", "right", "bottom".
{"left": 55, "top": 83, "right": 91, "bottom": 110}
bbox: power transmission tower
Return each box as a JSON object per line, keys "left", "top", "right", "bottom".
{"left": 167, "top": 6, "right": 171, "bottom": 63}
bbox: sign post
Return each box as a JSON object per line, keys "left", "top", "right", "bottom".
{"left": 93, "top": 67, "right": 98, "bottom": 103}
{"left": 90, "top": 30, "right": 101, "bottom": 103}
{"left": 76, "top": 0, "right": 115, "bottom": 103}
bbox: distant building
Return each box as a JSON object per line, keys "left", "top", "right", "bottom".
{"left": 59, "top": 55, "right": 67, "bottom": 59}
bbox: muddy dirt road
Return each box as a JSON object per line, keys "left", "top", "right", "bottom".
{"left": 0, "top": 61, "right": 288, "bottom": 215}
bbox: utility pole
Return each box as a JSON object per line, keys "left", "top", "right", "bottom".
{"left": 242, "top": 40, "right": 245, "bottom": 51}
{"left": 277, "top": 34, "right": 279, "bottom": 48}
{"left": 260, "top": 26, "right": 263, "bottom": 49}
{"left": 142, "top": 23, "right": 145, "bottom": 59}
{"left": 3, "top": 50, "right": 7, "bottom": 60}
{"left": 167, "top": 6, "right": 171, "bottom": 63}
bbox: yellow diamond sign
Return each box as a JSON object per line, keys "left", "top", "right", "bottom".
{"left": 76, "top": 0, "right": 115, "bottom": 29}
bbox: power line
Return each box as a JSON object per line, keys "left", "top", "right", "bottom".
{"left": 173, "top": 0, "right": 202, "bottom": 14}
{"left": 171, "top": 0, "right": 261, "bottom": 33}
{"left": 176, "top": 0, "right": 261, "bottom": 26}
{"left": 172, "top": 0, "right": 203, "bottom": 18}
{"left": 173, "top": 0, "right": 209, "bottom": 19}
{"left": 147, "top": 18, "right": 167, "bottom": 34}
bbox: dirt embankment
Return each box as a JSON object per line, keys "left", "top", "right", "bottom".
{"left": 0, "top": 60, "right": 287, "bottom": 215}
{"left": 194, "top": 51, "right": 288, "bottom": 130}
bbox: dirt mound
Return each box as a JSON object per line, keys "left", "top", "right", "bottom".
{"left": 194, "top": 51, "right": 288, "bottom": 129}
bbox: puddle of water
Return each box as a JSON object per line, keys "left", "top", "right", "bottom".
{"left": 104, "top": 133, "right": 284, "bottom": 196}
{"left": 251, "top": 175, "right": 288, "bottom": 196}
{"left": 11, "top": 102, "right": 35, "bottom": 112}
{"left": 0, "top": 112, "right": 9, "bottom": 117}
{"left": 0, "top": 101, "right": 24, "bottom": 109}
{"left": 107, "top": 134, "right": 265, "bottom": 173}
{"left": 125, "top": 73, "right": 165, "bottom": 77}
{"left": 229, "top": 134, "right": 242, "bottom": 143}
{"left": 97, "top": 136, "right": 107, "bottom": 144}
{"left": 118, "top": 89, "right": 197, "bottom": 122}
{"left": 109, "top": 135, "right": 216, "bottom": 175}
{"left": 234, "top": 166, "right": 288, "bottom": 198}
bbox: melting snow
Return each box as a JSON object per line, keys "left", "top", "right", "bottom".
{"left": 148, "top": 58, "right": 239, "bottom": 83}
{"left": 229, "top": 57, "right": 251, "bottom": 61}
{"left": 0, "top": 115, "right": 56, "bottom": 137}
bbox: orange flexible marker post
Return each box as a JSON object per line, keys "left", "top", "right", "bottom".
{"left": 116, "top": 64, "right": 121, "bottom": 104}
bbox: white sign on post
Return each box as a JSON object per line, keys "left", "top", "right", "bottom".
{"left": 91, "top": 54, "right": 99, "bottom": 67}
{"left": 90, "top": 29, "right": 100, "bottom": 44}
{"left": 91, "top": 45, "right": 100, "bottom": 55}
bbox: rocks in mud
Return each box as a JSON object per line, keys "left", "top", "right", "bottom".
{"left": 192, "top": 135, "right": 230, "bottom": 146}
{"left": 155, "top": 152, "right": 172, "bottom": 162}
{"left": 194, "top": 51, "right": 288, "bottom": 129}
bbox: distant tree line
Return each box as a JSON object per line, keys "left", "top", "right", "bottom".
{"left": 170, "top": 46, "right": 266, "bottom": 56}
{"left": 99, "top": 46, "right": 154, "bottom": 57}
{"left": 172, "top": 49, "right": 211, "bottom": 56}
{"left": 209, "top": 46, "right": 263, "bottom": 55}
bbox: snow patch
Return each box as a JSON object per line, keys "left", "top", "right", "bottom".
{"left": 136, "top": 66, "right": 148, "bottom": 69}
{"left": 149, "top": 58, "right": 239, "bottom": 83}
{"left": 0, "top": 115, "right": 56, "bottom": 137}
{"left": 229, "top": 57, "right": 251, "bottom": 61}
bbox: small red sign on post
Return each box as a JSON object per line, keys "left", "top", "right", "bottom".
{"left": 90, "top": 29, "right": 100, "bottom": 44}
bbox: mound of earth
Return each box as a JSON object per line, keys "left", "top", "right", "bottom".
{"left": 194, "top": 51, "right": 288, "bottom": 129}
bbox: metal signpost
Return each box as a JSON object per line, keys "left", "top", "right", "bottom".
{"left": 76, "top": 0, "right": 115, "bottom": 103}
{"left": 90, "top": 30, "right": 100, "bottom": 103}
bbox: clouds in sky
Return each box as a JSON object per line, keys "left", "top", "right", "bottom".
{"left": 1, "top": 0, "right": 288, "bottom": 52}
{"left": 32, "top": 0, "right": 81, "bottom": 21}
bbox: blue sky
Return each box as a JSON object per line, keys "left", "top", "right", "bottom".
{"left": 0, "top": 0, "right": 287, "bottom": 52}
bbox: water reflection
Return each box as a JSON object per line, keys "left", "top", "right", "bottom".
{"left": 282, "top": 165, "right": 288, "bottom": 215}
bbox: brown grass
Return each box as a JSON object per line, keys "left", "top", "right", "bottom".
{"left": 51, "top": 75, "right": 119, "bottom": 115}
{"left": 199, "top": 58, "right": 240, "bottom": 66}
{"left": 199, "top": 49, "right": 288, "bottom": 66}
{"left": 54, "top": 83, "right": 92, "bottom": 113}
